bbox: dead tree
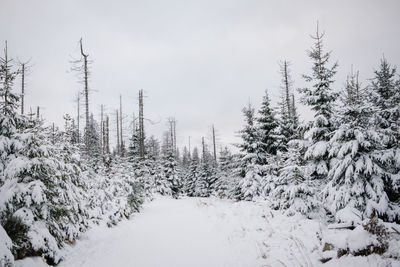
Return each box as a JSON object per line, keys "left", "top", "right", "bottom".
{"left": 75, "top": 93, "right": 81, "bottom": 143}
{"left": 212, "top": 124, "right": 217, "bottom": 162}
{"left": 119, "top": 95, "right": 124, "bottom": 156}
{"left": 80, "top": 38, "right": 90, "bottom": 139}
{"left": 188, "top": 136, "right": 191, "bottom": 159}
{"left": 116, "top": 109, "right": 120, "bottom": 155}
{"left": 100, "top": 104, "right": 104, "bottom": 159}
{"left": 201, "top": 136, "right": 206, "bottom": 162}
{"left": 167, "top": 117, "right": 177, "bottom": 157}
{"left": 280, "top": 60, "right": 293, "bottom": 117}
{"left": 18, "top": 59, "right": 31, "bottom": 115}
{"left": 70, "top": 38, "right": 91, "bottom": 153}
{"left": 105, "top": 115, "right": 110, "bottom": 155}
{"left": 138, "top": 89, "right": 145, "bottom": 160}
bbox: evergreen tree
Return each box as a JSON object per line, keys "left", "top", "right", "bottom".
{"left": 214, "top": 147, "right": 234, "bottom": 198}
{"left": 161, "top": 149, "right": 182, "bottom": 199}
{"left": 298, "top": 25, "right": 338, "bottom": 181}
{"left": 83, "top": 114, "right": 101, "bottom": 166}
{"left": 271, "top": 140, "right": 317, "bottom": 216}
{"left": 369, "top": 58, "right": 400, "bottom": 203}
{"left": 127, "top": 126, "right": 140, "bottom": 164}
{"left": 257, "top": 89, "right": 279, "bottom": 158}
{"left": 324, "top": 70, "right": 400, "bottom": 222}
{"left": 235, "top": 103, "right": 264, "bottom": 200}
{"left": 184, "top": 157, "right": 199, "bottom": 197}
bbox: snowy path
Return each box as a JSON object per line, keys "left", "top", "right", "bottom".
{"left": 16, "top": 197, "right": 399, "bottom": 267}
{"left": 58, "top": 197, "right": 262, "bottom": 267}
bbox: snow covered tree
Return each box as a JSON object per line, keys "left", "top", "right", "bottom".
{"left": 368, "top": 58, "right": 400, "bottom": 204}
{"left": 324, "top": 70, "right": 400, "bottom": 222}
{"left": 271, "top": 140, "right": 317, "bottom": 216}
{"left": 194, "top": 140, "right": 217, "bottom": 197}
{"left": 298, "top": 25, "right": 338, "bottom": 181}
{"left": 214, "top": 147, "right": 234, "bottom": 198}
{"left": 0, "top": 43, "right": 22, "bottom": 182}
{"left": 235, "top": 103, "right": 264, "bottom": 201}
{"left": 257, "top": 89, "right": 279, "bottom": 158}
{"left": 83, "top": 113, "right": 101, "bottom": 167}
{"left": 184, "top": 158, "right": 198, "bottom": 197}
{"left": 161, "top": 149, "right": 182, "bottom": 198}
{"left": 0, "top": 119, "right": 90, "bottom": 264}
{"left": 127, "top": 126, "right": 140, "bottom": 162}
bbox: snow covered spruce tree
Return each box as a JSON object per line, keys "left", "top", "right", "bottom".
{"left": 195, "top": 141, "right": 217, "bottom": 197}
{"left": 271, "top": 139, "right": 317, "bottom": 216}
{"left": 184, "top": 147, "right": 199, "bottom": 197}
{"left": 368, "top": 58, "right": 400, "bottom": 207}
{"left": 298, "top": 25, "right": 338, "bottom": 183}
{"left": 257, "top": 89, "right": 279, "bottom": 157}
{"left": 0, "top": 42, "right": 22, "bottom": 267}
{"left": 83, "top": 113, "right": 101, "bottom": 168}
{"left": 234, "top": 103, "right": 264, "bottom": 201}
{"left": 160, "top": 148, "right": 182, "bottom": 199}
{"left": 256, "top": 89, "right": 280, "bottom": 196}
{"left": 0, "top": 46, "right": 85, "bottom": 265}
{"left": 214, "top": 147, "right": 234, "bottom": 198}
{"left": 324, "top": 70, "right": 400, "bottom": 223}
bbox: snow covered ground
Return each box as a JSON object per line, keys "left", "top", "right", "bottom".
{"left": 15, "top": 196, "right": 400, "bottom": 267}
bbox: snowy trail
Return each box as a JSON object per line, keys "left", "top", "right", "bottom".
{"left": 58, "top": 197, "right": 259, "bottom": 267}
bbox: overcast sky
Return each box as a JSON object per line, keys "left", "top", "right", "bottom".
{"left": 1, "top": 0, "right": 400, "bottom": 152}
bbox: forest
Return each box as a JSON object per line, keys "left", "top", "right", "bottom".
{"left": 0, "top": 25, "right": 400, "bottom": 267}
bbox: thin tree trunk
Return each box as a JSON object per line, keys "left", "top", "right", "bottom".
{"left": 212, "top": 124, "right": 217, "bottom": 162}
{"left": 116, "top": 109, "right": 120, "bottom": 155}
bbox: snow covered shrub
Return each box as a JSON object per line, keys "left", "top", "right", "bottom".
{"left": 271, "top": 140, "right": 318, "bottom": 215}
{"left": 335, "top": 213, "right": 389, "bottom": 258}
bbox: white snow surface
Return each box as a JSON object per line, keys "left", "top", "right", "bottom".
{"left": 15, "top": 196, "right": 400, "bottom": 267}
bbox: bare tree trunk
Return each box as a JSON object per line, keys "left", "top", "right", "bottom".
{"left": 201, "top": 136, "right": 205, "bottom": 163}
{"left": 76, "top": 94, "right": 80, "bottom": 143}
{"left": 80, "top": 38, "right": 90, "bottom": 152}
{"left": 106, "top": 115, "right": 110, "bottom": 155}
{"left": 212, "top": 124, "right": 217, "bottom": 162}
{"left": 188, "top": 136, "right": 191, "bottom": 159}
{"left": 52, "top": 123, "right": 55, "bottom": 144}
{"left": 21, "top": 63, "right": 25, "bottom": 115}
{"left": 116, "top": 109, "right": 120, "bottom": 155}
{"left": 36, "top": 106, "right": 40, "bottom": 121}
{"left": 119, "top": 95, "right": 124, "bottom": 156}
{"left": 138, "top": 89, "right": 145, "bottom": 160}
{"left": 100, "top": 104, "right": 104, "bottom": 160}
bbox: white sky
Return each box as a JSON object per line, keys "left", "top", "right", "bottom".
{"left": 1, "top": 0, "right": 399, "bottom": 152}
